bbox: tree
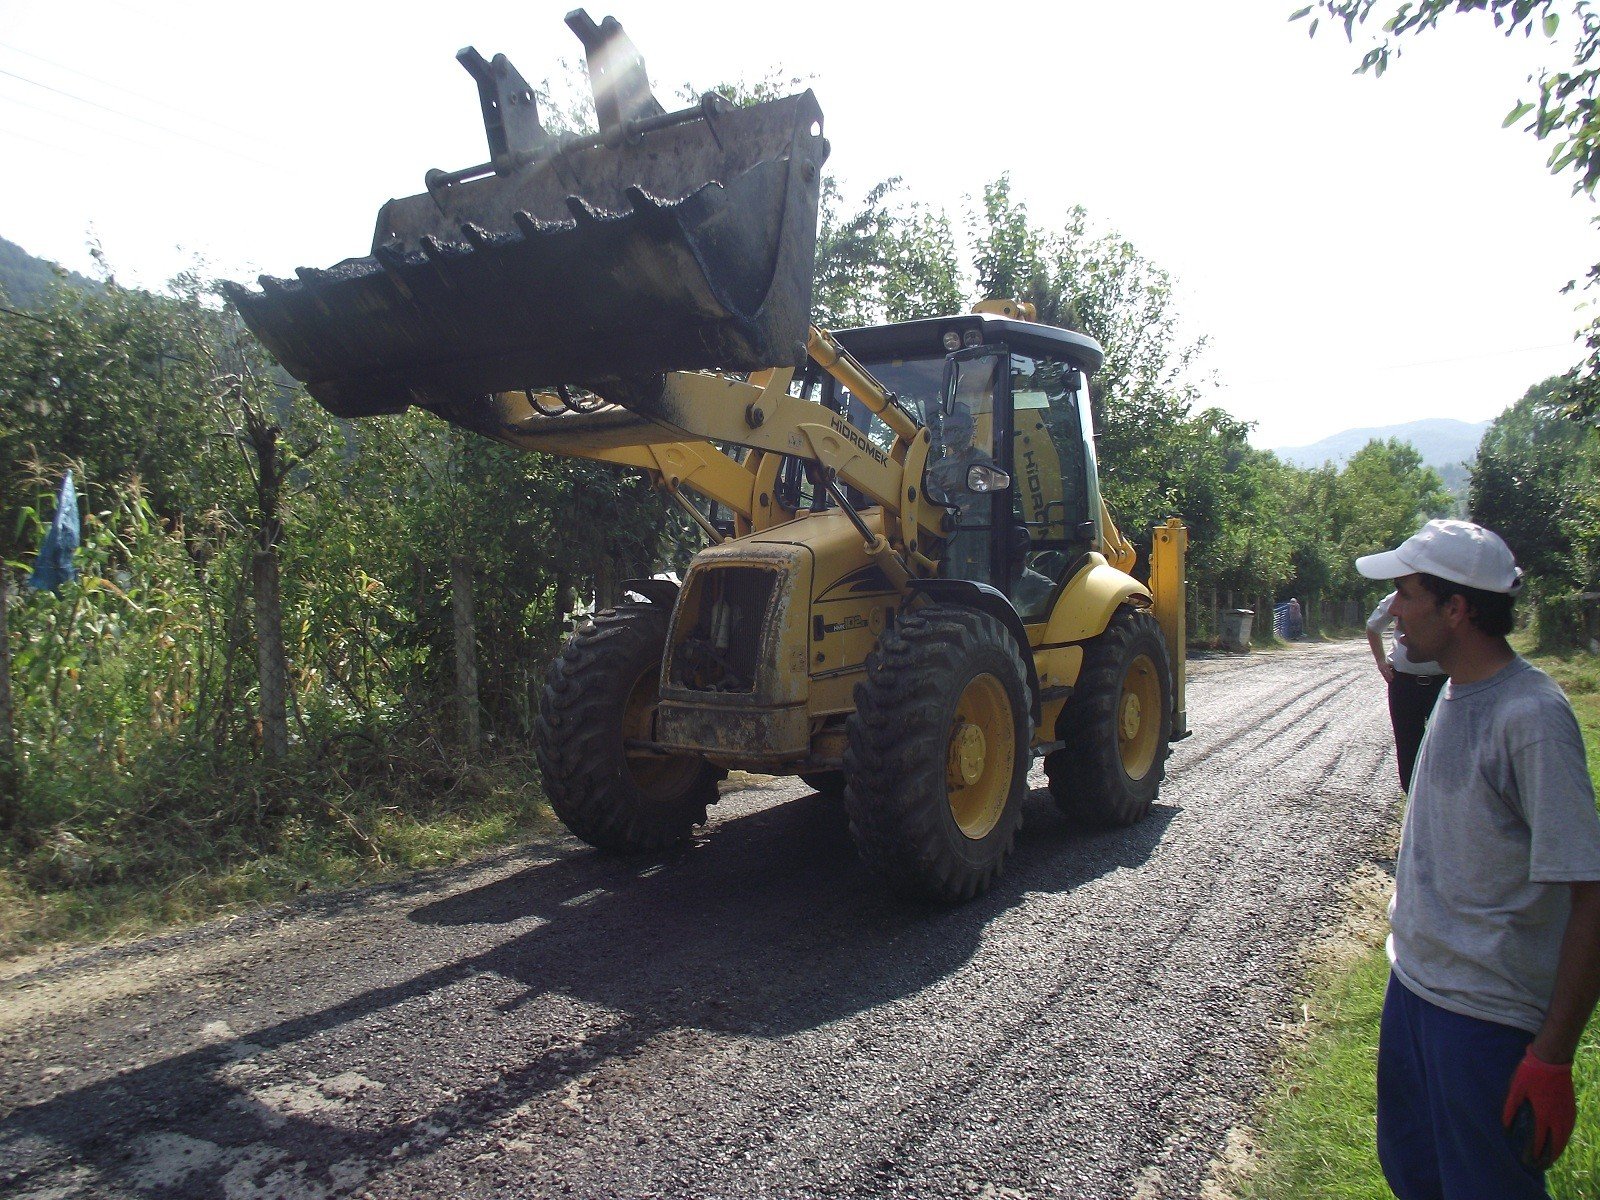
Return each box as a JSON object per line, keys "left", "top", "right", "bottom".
{"left": 1333, "top": 438, "right": 1453, "bottom": 571}
{"left": 1470, "top": 375, "right": 1600, "bottom": 585}
{"left": 970, "top": 176, "right": 1209, "bottom": 488}
{"left": 1298, "top": 1, "right": 1596, "bottom": 182}
{"left": 968, "top": 177, "right": 1293, "bottom": 598}
{"left": 1275, "top": 460, "right": 1347, "bottom": 617}
{"left": 812, "top": 178, "right": 963, "bottom": 328}
{"left": 0, "top": 281, "right": 234, "bottom": 560}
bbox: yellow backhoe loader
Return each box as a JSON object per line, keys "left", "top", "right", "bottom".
{"left": 227, "top": 10, "right": 1189, "bottom": 902}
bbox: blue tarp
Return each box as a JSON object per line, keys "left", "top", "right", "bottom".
{"left": 1273, "top": 600, "right": 1304, "bottom": 640}
{"left": 27, "top": 471, "right": 80, "bottom": 592}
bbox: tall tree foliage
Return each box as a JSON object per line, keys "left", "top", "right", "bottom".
{"left": 1471, "top": 375, "right": 1600, "bottom": 586}
{"left": 1331, "top": 438, "right": 1453, "bottom": 563}
{"left": 0, "top": 282, "right": 234, "bottom": 557}
{"left": 813, "top": 178, "right": 963, "bottom": 328}
{"left": 966, "top": 177, "right": 1300, "bottom": 592}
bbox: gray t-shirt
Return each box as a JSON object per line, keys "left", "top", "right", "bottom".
{"left": 1389, "top": 656, "right": 1600, "bottom": 1032}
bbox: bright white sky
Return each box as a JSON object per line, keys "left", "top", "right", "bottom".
{"left": 0, "top": 0, "right": 1593, "bottom": 449}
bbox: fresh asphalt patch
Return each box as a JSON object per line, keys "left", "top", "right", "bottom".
{"left": 0, "top": 641, "right": 1398, "bottom": 1199}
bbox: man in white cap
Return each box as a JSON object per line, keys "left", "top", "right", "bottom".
{"left": 1355, "top": 518, "right": 1600, "bottom": 1198}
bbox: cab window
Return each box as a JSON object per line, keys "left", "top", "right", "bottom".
{"left": 928, "top": 354, "right": 1003, "bottom": 584}
{"left": 1009, "top": 354, "right": 1092, "bottom": 620}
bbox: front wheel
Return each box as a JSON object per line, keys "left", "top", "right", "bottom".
{"left": 1046, "top": 606, "right": 1172, "bottom": 827}
{"left": 843, "top": 605, "right": 1032, "bottom": 902}
{"left": 535, "top": 604, "right": 719, "bottom": 852}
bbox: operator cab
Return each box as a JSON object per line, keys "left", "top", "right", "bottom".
{"left": 799, "top": 312, "right": 1106, "bottom": 622}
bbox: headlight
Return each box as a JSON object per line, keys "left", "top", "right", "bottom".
{"left": 962, "top": 329, "right": 982, "bottom": 348}
{"left": 941, "top": 330, "right": 962, "bottom": 352}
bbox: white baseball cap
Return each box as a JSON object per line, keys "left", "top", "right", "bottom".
{"left": 1355, "top": 519, "right": 1523, "bottom": 594}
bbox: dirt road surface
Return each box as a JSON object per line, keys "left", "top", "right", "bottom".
{"left": 0, "top": 640, "right": 1399, "bottom": 1199}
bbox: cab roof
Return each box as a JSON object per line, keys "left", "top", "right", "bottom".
{"left": 832, "top": 312, "right": 1105, "bottom": 376}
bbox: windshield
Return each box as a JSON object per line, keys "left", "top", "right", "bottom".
{"left": 794, "top": 352, "right": 970, "bottom": 515}
{"left": 855, "top": 357, "right": 942, "bottom": 425}
{"left": 834, "top": 355, "right": 944, "bottom": 436}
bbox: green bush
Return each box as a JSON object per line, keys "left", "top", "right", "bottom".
{"left": 1537, "top": 593, "right": 1596, "bottom": 654}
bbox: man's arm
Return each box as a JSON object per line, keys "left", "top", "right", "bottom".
{"left": 1531, "top": 879, "right": 1600, "bottom": 1065}
{"left": 1367, "top": 629, "right": 1394, "bottom": 683}
{"left": 1505, "top": 879, "right": 1600, "bottom": 1164}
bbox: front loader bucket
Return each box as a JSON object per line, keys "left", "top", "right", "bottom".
{"left": 226, "top": 13, "right": 826, "bottom": 419}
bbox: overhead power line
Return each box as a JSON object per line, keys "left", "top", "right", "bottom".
{"left": 0, "top": 89, "right": 171, "bottom": 155}
{"left": 0, "top": 40, "right": 287, "bottom": 154}
{"left": 0, "top": 64, "right": 279, "bottom": 169}
{"left": 0, "top": 121, "right": 56, "bottom": 151}
{"left": 0, "top": 303, "right": 56, "bottom": 327}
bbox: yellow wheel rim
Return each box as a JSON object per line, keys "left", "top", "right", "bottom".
{"left": 1119, "top": 653, "right": 1162, "bottom": 780}
{"left": 622, "top": 664, "right": 700, "bottom": 797}
{"left": 946, "top": 672, "right": 1016, "bottom": 840}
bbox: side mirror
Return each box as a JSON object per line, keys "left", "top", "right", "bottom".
{"left": 967, "top": 464, "right": 1011, "bottom": 493}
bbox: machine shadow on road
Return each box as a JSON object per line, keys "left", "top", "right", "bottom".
{"left": 0, "top": 786, "right": 1178, "bottom": 1197}
{"left": 405, "top": 785, "right": 1180, "bottom": 1035}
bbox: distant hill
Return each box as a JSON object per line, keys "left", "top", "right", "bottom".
{"left": 1273, "top": 417, "right": 1493, "bottom": 473}
{"left": 0, "top": 236, "right": 99, "bottom": 309}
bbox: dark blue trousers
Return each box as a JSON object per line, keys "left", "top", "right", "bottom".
{"left": 1377, "top": 972, "right": 1549, "bottom": 1199}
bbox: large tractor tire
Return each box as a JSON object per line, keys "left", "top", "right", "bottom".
{"left": 1046, "top": 606, "right": 1172, "bottom": 827}
{"left": 535, "top": 604, "right": 719, "bottom": 853}
{"left": 843, "top": 605, "right": 1032, "bottom": 902}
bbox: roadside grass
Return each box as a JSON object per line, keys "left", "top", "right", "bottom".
{"left": 1234, "top": 643, "right": 1600, "bottom": 1199}
{"left": 0, "top": 742, "right": 557, "bottom": 959}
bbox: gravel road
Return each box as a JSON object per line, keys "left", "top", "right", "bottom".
{"left": 0, "top": 640, "right": 1401, "bottom": 1200}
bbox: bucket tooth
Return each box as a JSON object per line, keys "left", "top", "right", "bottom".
{"left": 564, "top": 196, "right": 603, "bottom": 225}
{"left": 624, "top": 185, "right": 668, "bottom": 216}
{"left": 372, "top": 241, "right": 416, "bottom": 300}
{"left": 418, "top": 236, "right": 459, "bottom": 271}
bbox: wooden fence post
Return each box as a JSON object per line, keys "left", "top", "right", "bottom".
{"left": 253, "top": 549, "right": 289, "bottom": 763}
{"left": 451, "top": 555, "right": 481, "bottom": 755}
{"left": 0, "top": 567, "right": 17, "bottom": 831}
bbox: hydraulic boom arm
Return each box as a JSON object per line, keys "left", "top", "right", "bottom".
{"left": 434, "top": 326, "right": 948, "bottom": 580}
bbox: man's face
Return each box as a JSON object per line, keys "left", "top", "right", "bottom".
{"left": 1388, "top": 574, "right": 1449, "bottom": 664}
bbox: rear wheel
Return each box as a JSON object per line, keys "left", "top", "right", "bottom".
{"left": 535, "top": 604, "right": 718, "bottom": 852}
{"left": 843, "top": 606, "right": 1032, "bottom": 902}
{"left": 1046, "top": 607, "right": 1172, "bottom": 827}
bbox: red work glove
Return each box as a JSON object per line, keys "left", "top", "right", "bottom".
{"left": 1502, "top": 1047, "right": 1577, "bottom": 1170}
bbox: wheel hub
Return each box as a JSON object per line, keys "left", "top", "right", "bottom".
{"left": 1118, "top": 653, "right": 1163, "bottom": 779}
{"left": 945, "top": 671, "right": 1015, "bottom": 841}
{"left": 1120, "top": 692, "right": 1143, "bottom": 742}
{"left": 949, "top": 721, "right": 987, "bottom": 787}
